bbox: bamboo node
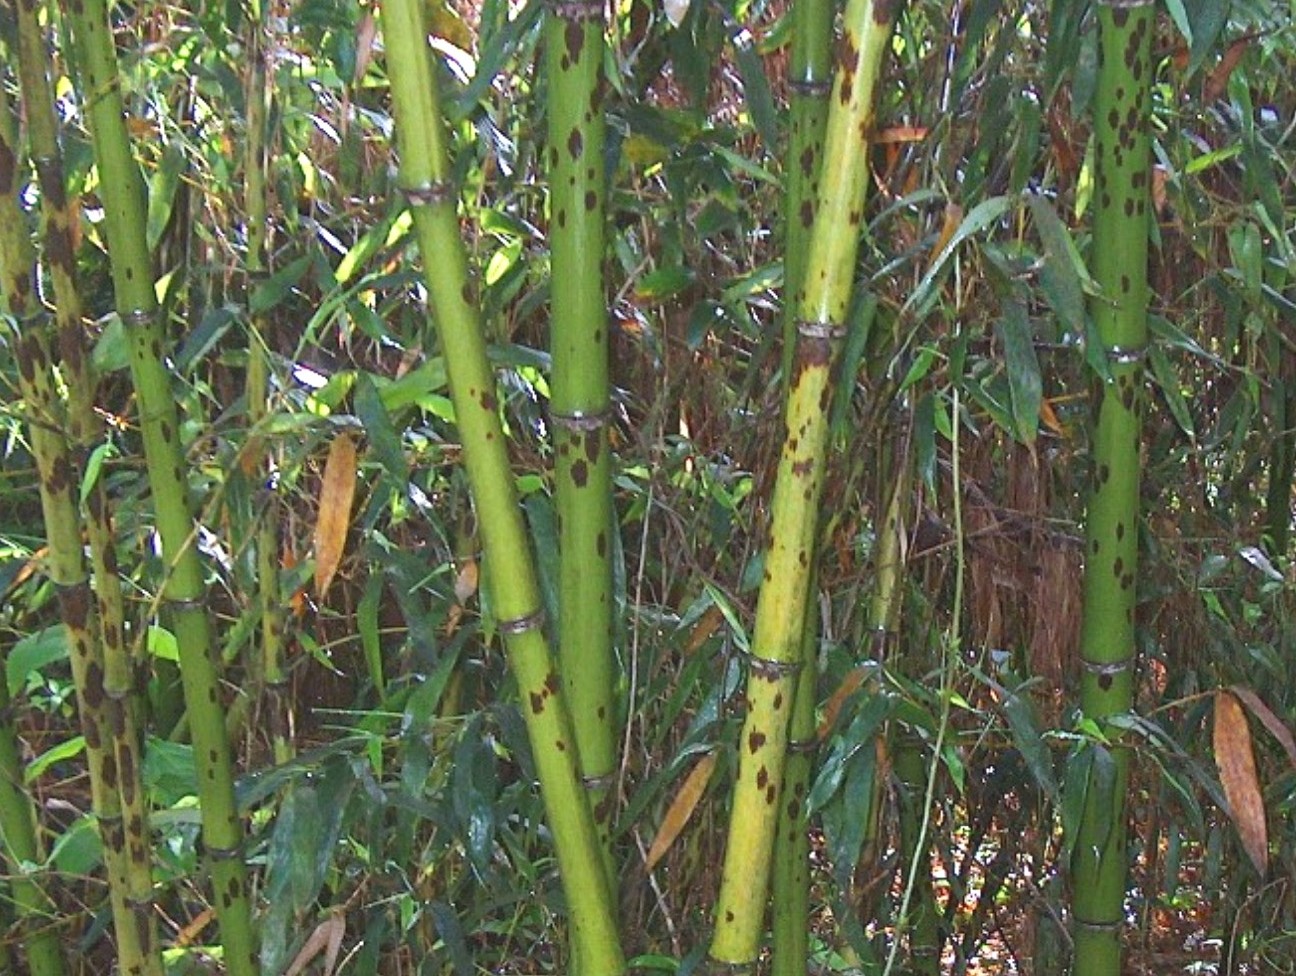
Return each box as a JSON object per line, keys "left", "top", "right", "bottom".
{"left": 547, "top": 0, "right": 603, "bottom": 20}
{"left": 163, "top": 594, "right": 208, "bottom": 612}
{"left": 498, "top": 608, "right": 545, "bottom": 635}
{"left": 208, "top": 843, "right": 243, "bottom": 862}
{"left": 551, "top": 408, "right": 609, "bottom": 432}
{"left": 786, "top": 736, "right": 818, "bottom": 755}
{"left": 401, "top": 181, "right": 453, "bottom": 207}
{"left": 121, "top": 307, "right": 157, "bottom": 328}
{"left": 580, "top": 772, "right": 615, "bottom": 790}
{"left": 1073, "top": 917, "right": 1123, "bottom": 932}
{"left": 1103, "top": 344, "right": 1146, "bottom": 365}
{"left": 788, "top": 78, "right": 832, "bottom": 98}
{"left": 743, "top": 649, "right": 802, "bottom": 679}
{"left": 1081, "top": 657, "right": 1133, "bottom": 676}
{"left": 1099, "top": 0, "right": 1152, "bottom": 8}
{"left": 795, "top": 320, "right": 847, "bottom": 341}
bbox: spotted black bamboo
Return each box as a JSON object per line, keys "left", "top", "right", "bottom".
{"left": 546, "top": 0, "right": 617, "bottom": 884}
{"left": 57, "top": 1, "right": 257, "bottom": 971}
{"left": 381, "top": 1, "right": 624, "bottom": 970}
{"left": 0, "top": 72, "right": 163, "bottom": 976}
{"left": 770, "top": 0, "right": 833, "bottom": 964}
{"left": 709, "top": 0, "right": 901, "bottom": 966}
{"left": 12, "top": 6, "right": 163, "bottom": 970}
{"left": 1071, "top": 3, "right": 1154, "bottom": 974}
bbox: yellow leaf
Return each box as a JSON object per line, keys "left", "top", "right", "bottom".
{"left": 645, "top": 752, "right": 717, "bottom": 874}
{"left": 314, "top": 432, "right": 358, "bottom": 600}
{"left": 454, "top": 559, "right": 479, "bottom": 604}
{"left": 1213, "top": 689, "right": 1268, "bottom": 876}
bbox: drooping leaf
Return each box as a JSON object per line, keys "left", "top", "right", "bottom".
{"left": 645, "top": 751, "right": 717, "bottom": 873}
{"left": 6, "top": 625, "right": 70, "bottom": 697}
{"left": 314, "top": 431, "right": 358, "bottom": 599}
{"left": 1213, "top": 689, "right": 1269, "bottom": 875}
{"left": 1229, "top": 684, "right": 1296, "bottom": 773}
{"left": 998, "top": 300, "right": 1043, "bottom": 445}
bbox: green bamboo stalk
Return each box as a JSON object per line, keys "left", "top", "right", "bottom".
{"left": 770, "top": 0, "right": 834, "bottom": 964}
{"left": 770, "top": 584, "right": 818, "bottom": 976}
{"left": 0, "top": 645, "right": 67, "bottom": 976}
{"left": 710, "top": 0, "right": 901, "bottom": 966}
{"left": 242, "top": 0, "right": 292, "bottom": 765}
{"left": 381, "top": 2, "right": 624, "bottom": 971}
{"left": 1071, "top": 4, "right": 1154, "bottom": 975}
{"left": 545, "top": 0, "right": 618, "bottom": 884}
{"left": 778, "top": 0, "right": 833, "bottom": 385}
{"left": 57, "top": 2, "right": 258, "bottom": 971}
{"left": 14, "top": 7, "right": 162, "bottom": 968}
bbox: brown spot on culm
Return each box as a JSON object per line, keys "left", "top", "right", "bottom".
{"left": 530, "top": 691, "right": 545, "bottom": 713}
{"left": 748, "top": 730, "right": 766, "bottom": 753}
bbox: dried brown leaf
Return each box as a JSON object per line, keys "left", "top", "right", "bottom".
{"left": 1213, "top": 689, "right": 1268, "bottom": 876}
{"left": 1230, "top": 684, "right": 1296, "bottom": 773}
{"left": 645, "top": 752, "right": 717, "bottom": 874}
{"left": 314, "top": 432, "right": 358, "bottom": 600}
{"left": 285, "top": 911, "right": 345, "bottom": 976}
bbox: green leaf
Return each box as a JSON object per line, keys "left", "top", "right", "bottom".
{"left": 355, "top": 373, "right": 408, "bottom": 482}
{"left": 24, "top": 734, "right": 85, "bottom": 782}
{"left": 429, "top": 902, "right": 474, "bottom": 976}
{"left": 175, "top": 304, "right": 239, "bottom": 374}
{"left": 146, "top": 142, "right": 187, "bottom": 252}
{"left": 905, "top": 195, "right": 1013, "bottom": 317}
{"left": 1026, "top": 193, "right": 1090, "bottom": 336}
{"left": 823, "top": 745, "right": 875, "bottom": 890}
{"left": 251, "top": 255, "right": 312, "bottom": 314}
{"left": 731, "top": 28, "right": 778, "bottom": 152}
{"left": 358, "top": 572, "right": 384, "bottom": 699}
{"left": 143, "top": 738, "right": 198, "bottom": 806}
{"left": 7, "top": 626, "right": 70, "bottom": 697}
{"left": 999, "top": 685, "right": 1059, "bottom": 800}
{"left": 998, "top": 300, "right": 1042, "bottom": 444}
{"left": 1148, "top": 344, "right": 1195, "bottom": 438}
{"left": 635, "top": 265, "right": 696, "bottom": 302}
{"left": 91, "top": 314, "right": 130, "bottom": 373}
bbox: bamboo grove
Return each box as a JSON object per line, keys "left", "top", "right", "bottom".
{"left": 1, "top": 1, "right": 1292, "bottom": 974}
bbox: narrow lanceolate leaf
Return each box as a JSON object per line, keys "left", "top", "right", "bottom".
{"left": 1228, "top": 684, "right": 1296, "bottom": 771}
{"left": 314, "top": 431, "right": 358, "bottom": 599}
{"left": 710, "top": 0, "right": 900, "bottom": 966}
{"left": 645, "top": 751, "right": 718, "bottom": 873}
{"left": 381, "top": 1, "right": 624, "bottom": 971}
{"left": 1213, "top": 690, "right": 1268, "bottom": 876}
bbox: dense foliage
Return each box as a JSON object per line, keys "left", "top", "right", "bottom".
{"left": 0, "top": 0, "right": 1293, "bottom": 973}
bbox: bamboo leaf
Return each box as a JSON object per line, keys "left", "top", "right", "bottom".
{"left": 314, "top": 431, "right": 359, "bottom": 599}
{"left": 998, "top": 684, "right": 1059, "bottom": 800}
{"left": 905, "top": 195, "right": 1013, "bottom": 316}
{"left": 284, "top": 911, "right": 345, "bottom": 976}
{"left": 998, "top": 300, "right": 1042, "bottom": 445}
{"left": 645, "top": 751, "right": 717, "bottom": 873}
{"left": 1229, "top": 684, "right": 1296, "bottom": 773}
{"left": 354, "top": 374, "right": 408, "bottom": 482}
{"left": 1213, "top": 689, "right": 1269, "bottom": 875}
{"left": 731, "top": 28, "right": 778, "bottom": 152}
{"left": 428, "top": 901, "right": 474, "bottom": 976}
{"left": 6, "top": 625, "right": 70, "bottom": 696}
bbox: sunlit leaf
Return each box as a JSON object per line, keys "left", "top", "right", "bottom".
{"left": 314, "top": 431, "right": 358, "bottom": 599}
{"left": 645, "top": 751, "right": 717, "bottom": 873}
